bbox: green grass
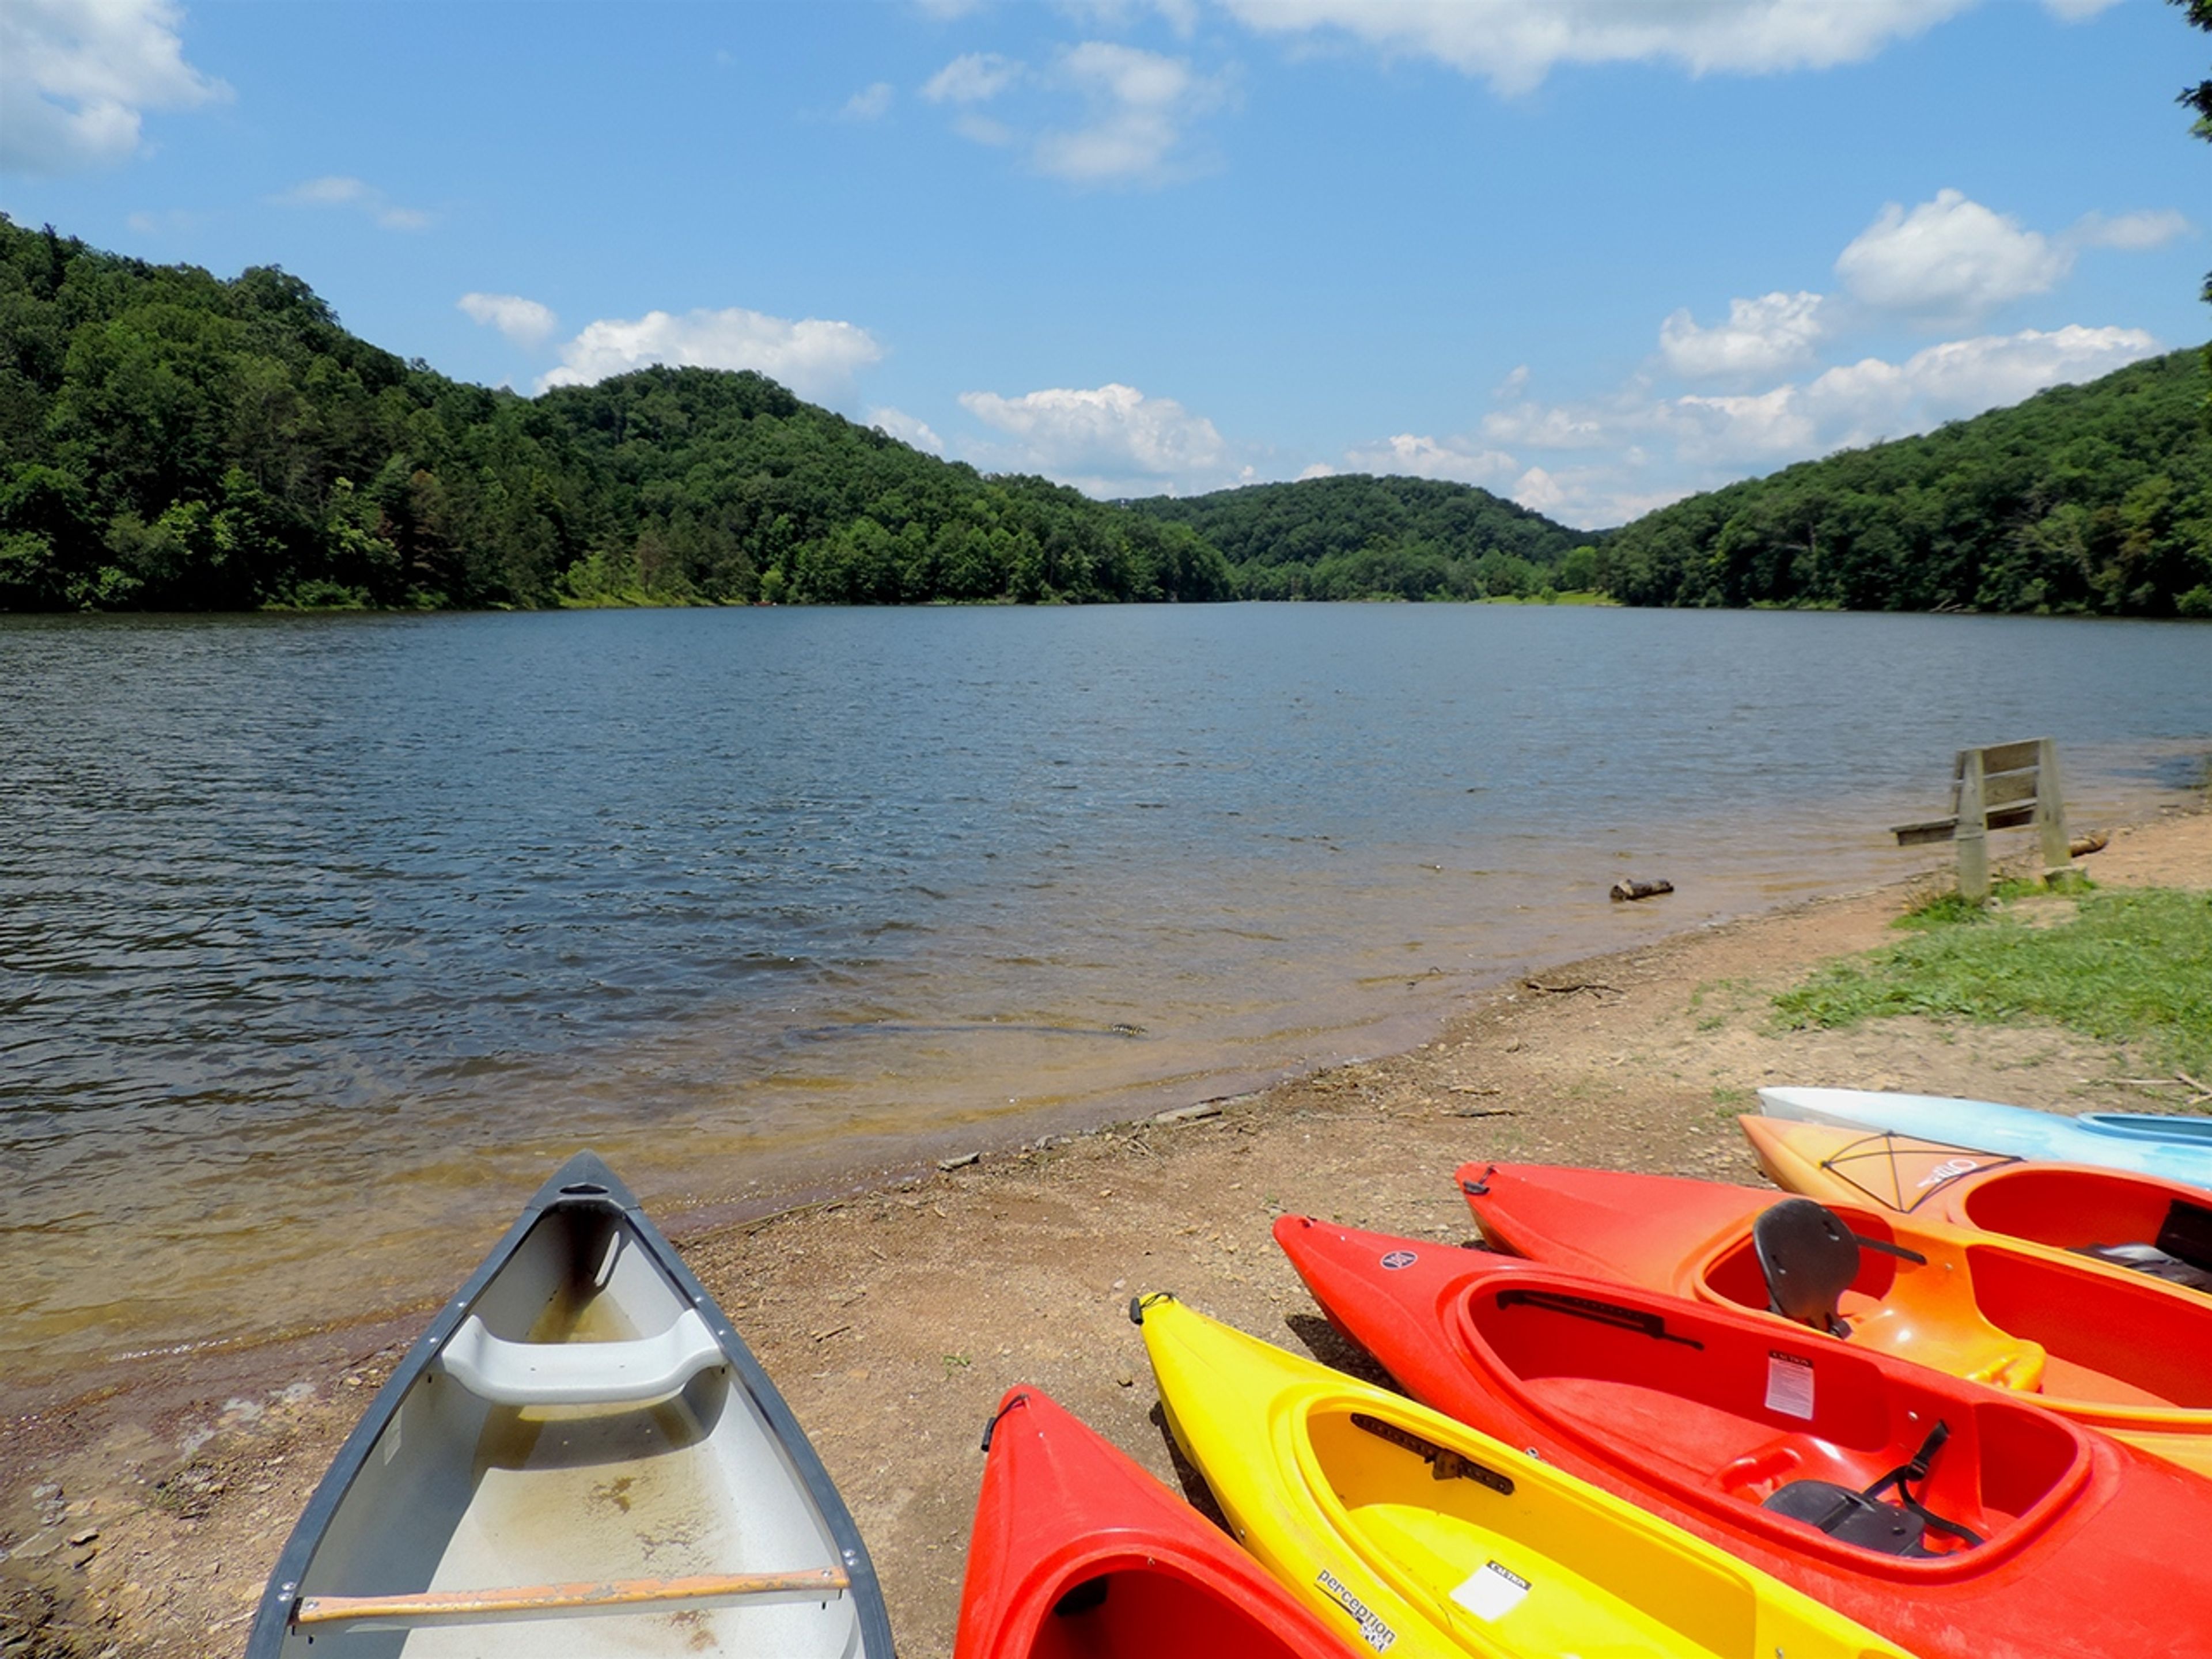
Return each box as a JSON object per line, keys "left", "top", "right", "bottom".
{"left": 1773, "top": 887, "right": 2212, "bottom": 1077}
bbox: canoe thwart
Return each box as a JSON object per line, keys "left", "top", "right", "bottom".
{"left": 436, "top": 1306, "right": 724, "bottom": 1406}
{"left": 292, "top": 1567, "right": 852, "bottom": 1628}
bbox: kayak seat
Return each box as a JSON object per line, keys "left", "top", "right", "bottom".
{"left": 438, "top": 1308, "right": 724, "bottom": 1406}
{"left": 1754, "top": 1199, "right": 1925, "bottom": 1338}
{"left": 1761, "top": 1421, "right": 1982, "bottom": 1559}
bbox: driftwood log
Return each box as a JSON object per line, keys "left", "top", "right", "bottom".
{"left": 1609, "top": 878, "right": 1674, "bottom": 902}
{"left": 2070, "top": 831, "right": 2109, "bottom": 858}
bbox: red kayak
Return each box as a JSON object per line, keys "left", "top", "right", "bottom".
{"left": 953, "top": 1385, "right": 1357, "bottom": 1659}
{"left": 1277, "top": 1213, "right": 2212, "bottom": 1659}
{"left": 1457, "top": 1160, "right": 2212, "bottom": 1477}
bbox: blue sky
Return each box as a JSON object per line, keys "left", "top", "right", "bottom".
{"left": 2, "top": 1, "right": 2205, "bottom": 526}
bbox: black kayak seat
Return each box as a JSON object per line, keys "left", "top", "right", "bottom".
{"left": 1753, "top": 1198, "right": 1928, "bottom": 1339}
{"left": 1762, "top": 1421, "right": 1983, "bottom": 1559}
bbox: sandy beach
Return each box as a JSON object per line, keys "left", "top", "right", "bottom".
{"left": 3, "top": 800, "right": 2207, "bottom": 1658}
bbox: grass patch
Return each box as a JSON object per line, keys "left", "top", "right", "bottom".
{"left": 1774, "top": 887, "right": 2212, "bottom": 1077}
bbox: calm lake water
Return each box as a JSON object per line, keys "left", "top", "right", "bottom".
{"left": 3, "top": 604, "right": 2209, "bottom": 1406}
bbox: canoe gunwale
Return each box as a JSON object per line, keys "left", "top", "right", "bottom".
{"left": 245, "top": 1151, "right": 895, "bottom": 1657}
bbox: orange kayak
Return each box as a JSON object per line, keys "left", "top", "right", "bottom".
{"left": 1276, "top": 1213, "right": 2212, "bottom": 1659}
{"left": 1738, "top": 1115, "right": 2212, "bottom": 1296}
{"left": 1458, "top": 1160, "right": 2212, "bottom": 1477}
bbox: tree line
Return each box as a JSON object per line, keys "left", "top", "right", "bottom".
{"left": 0, "top": 215, "right": 1232, "bottom": 611}
{"left": 2, "top": 212, "right": 2206, "bottom": 618}
{"left": 1597, "top": 349, "right": 2211, "bottom": 618}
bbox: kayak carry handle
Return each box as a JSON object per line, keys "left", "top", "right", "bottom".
{"left": 1128, "top": 1291, "right": 1175, "bottom": 1326}
{"left": 980, "top": 1391, "right": 1031, "bottom": 1452}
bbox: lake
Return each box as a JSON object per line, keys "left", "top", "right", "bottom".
{"left": 2, "top": 603, "right": 2207, "bottom": 1407}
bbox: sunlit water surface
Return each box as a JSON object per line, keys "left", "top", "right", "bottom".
{"left": 3, "top": 604, "right": 2208, "bottom": 1406}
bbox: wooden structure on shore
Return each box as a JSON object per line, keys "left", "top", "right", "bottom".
{"left": 1891, "top": 738, "right": 2071, "bottom": 902}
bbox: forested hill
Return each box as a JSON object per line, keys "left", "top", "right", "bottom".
{"left": 1123, "top": 474, "right": 1594, "bottom": 600}
{"left": 0, "top": 216, "right": 1230, "bottom": 611}
{"left": 1601, "top": 347, "right": 2212, "bottom": 618}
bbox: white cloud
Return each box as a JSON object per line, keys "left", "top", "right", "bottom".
{"left": 540, "top": 307, "right": 886, "bottom": 402}
{"left": 1463, "top": 322, "right": 2158, "bottom": 525}
{"left": 1338, "top": 432, "right": 1519, "bottom": 486}
{"left": 923, "top": 52, "right": 1022, "bottom": 104}
{"left": 1031, "top": 41, "right": 1230, "bottom": 184}
{"left": 2072, "top": 208, "right": 2190, "bottom": 252}
{"left": 1297, "top": 462, "right": 1339, "bottom": 479}
{"left": 1493, "top": 363, "right": 1529, "bottom": 400}
{"left": 869, "top": 407, "right": 945, "bottom": 454}
{"left": 274, "top": 175, "right": 430, "bottom": 232}
{"left": 1835, "top": 188, "right": 2069, "bottom": 323}
{"left": 457, "top": 292, "right": 559, "bottom": 348}
{"left": 1659, "top": 290, "right": 1831, "bottom": 380}
{"left": 957, "top": 381, "right": 1239, "bottom": 494}
{"left": 2041, "top": 0, "right": 2122, "bottom": 17}
{"left": 954, "top": 112, "right": 1017, "bottom": 146}
{"left": 1060, "top": 0, "right": 1202, "bottom": 37}
{"left": 1, "top": 0, "right": 227, "bottom": 173}
{"left": 1214, "top": 0, "right": 1973, "bottom": 94}
{"left": 842, "top": 81, "right": 894, "bottom": 120}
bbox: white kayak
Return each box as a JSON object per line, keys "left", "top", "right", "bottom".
{"left": 247, "top": 1152, "right": 893, "bottom": 1657}
{"left": 1758, "top": 1087, "right": 2212, "bottom": 1191}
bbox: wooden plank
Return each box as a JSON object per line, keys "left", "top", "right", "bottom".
{"left": 293, "top": 1568, "right": 850, "bottom": 1630}
{"left": 1956, "top": 749, "right": 1989, "bottom": 902}
{"left": 1980, "top": 769, "right": 2040, "bottom": 809}
{"left": 1984, "top": 804, "right": 2037, "bottom": 831}
{"left": 2036, "top": 737, "right": 2072, "bottom": 873}
{"left": 1892, "top": 817, "right": 1959, "bottom": 847}
{"left": 1977, "top": 738, "right": 2045, "bottom": 775}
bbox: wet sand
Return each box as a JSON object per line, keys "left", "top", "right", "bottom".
{"left": 2, "top": 802, "right": 2206, "bottom": 1657}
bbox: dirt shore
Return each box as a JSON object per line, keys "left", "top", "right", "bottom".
{"left": 4, "top": 803, "right": 2207, "bottom": 1658}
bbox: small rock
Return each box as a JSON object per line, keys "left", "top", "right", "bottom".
{"left": 1115, "top": 1372, "right": 1135, "bottom": 1388}
{"left": 936, "top": 1151, "right": 981, "bottom": 1171}
{"left": 67, "top": 1529, "right": 98, "bottom": 1547}
{"left": 1152, "top": 1101, "right": 1222, "bottom": 1126}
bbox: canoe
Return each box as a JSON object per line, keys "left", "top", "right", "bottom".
{"left": 1458, "top": 1160, "right": 2212, "bottom": 1478}
{"left": 1757, "top": 1086, "right": 2212, "bottom": 1189}
{"left": 1133, "top": 1292, "right": 1911, "bottom": 1659}
{"left": 1739, "top": 1114, "right": 2212, "bottom": 1294}
{"left": 247, "top": 1152, "right": 894, "bottom": 1657}
{"left": 953, "top": 1384, "right": 1357, "bottom": 1659}
{"left": 1275, "top": 1212, "right": 2212, "bottom": 1659}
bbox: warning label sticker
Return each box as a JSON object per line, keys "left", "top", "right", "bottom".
{"left": 1450, "top": 1559, "right": 1532, "bottom": 1622}
{"left": 1766, "top": 1350, "right": 1816, "bottom": 1419}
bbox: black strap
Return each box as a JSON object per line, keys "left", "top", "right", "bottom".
{"left": 1495, "top": 1288, "right": 1705, "bottom": 1349}
{"left": 1860, "top": 1421, "right": 1983, "bottom": 1548}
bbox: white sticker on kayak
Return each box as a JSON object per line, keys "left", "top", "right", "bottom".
{"left": 1766, "top": 1350, "right": 1815, "bottom": 1419}
{"left": 1450, "top": 1559, "right": 1531, "bottom": 1621}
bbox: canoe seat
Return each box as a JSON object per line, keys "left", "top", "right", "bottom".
{"left": 438, "top": 1308, "right": 724, "bottom": 1406}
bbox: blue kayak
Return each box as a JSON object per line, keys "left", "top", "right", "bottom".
{"left": 1756, "top": 1086, "right": 2212, "bottom": 1191}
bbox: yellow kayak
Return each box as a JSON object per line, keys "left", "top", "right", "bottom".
{"left": 1135, "top": 1294, "right": 1908, "bottom": 1659}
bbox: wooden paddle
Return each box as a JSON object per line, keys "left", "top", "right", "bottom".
{"left": 293, "top": 1566, "right": 850, "bottom": 1628}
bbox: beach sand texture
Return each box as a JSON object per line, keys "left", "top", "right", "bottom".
{"left": 2, "top": 804, "right": 2206, "bottom": 1658}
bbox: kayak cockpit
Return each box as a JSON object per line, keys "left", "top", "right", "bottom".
{"left": 1010, "top": 1554, "right": 1330, "bottom": 1659}
{"left": 1455, "top": 1280, "right": 2088, "bottom": 1569}
{"left": 1698, "top": 1214, "right": 2049, "bottom": 1392}
{"left": 1296, "top": 1397, "right": 1767, "bottom": 1656}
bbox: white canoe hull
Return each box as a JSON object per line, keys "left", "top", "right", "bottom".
{"left": 248, "top": 1154, "right": 893, "bottom": 1657}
